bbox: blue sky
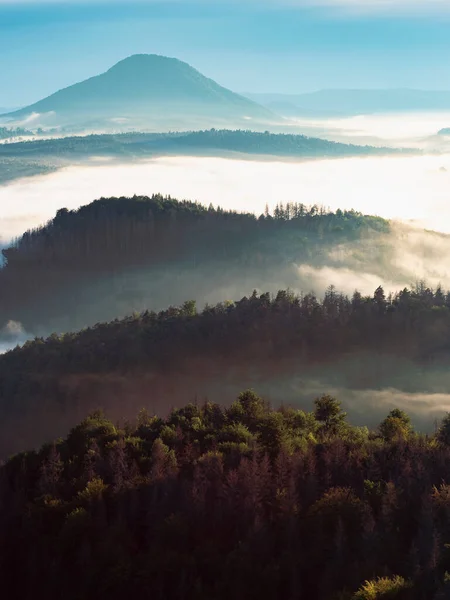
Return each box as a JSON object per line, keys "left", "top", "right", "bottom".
{"left": 1, "top": 0, "right": 450, "bottom": 107}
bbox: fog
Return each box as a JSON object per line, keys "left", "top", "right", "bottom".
{"left": 1, "top": 142, "right": 450, "bottom": 440}
{"left": 286, "top": 111, "right": 450, "bottom": 150}
{"left": 0, "top": 320, "right": 31, "bottom": 354}
{"left": 1, "top": 153, "right": 450, "bottom": 243}
{"left": 2, "top": 152, "right": 450, "bottom": 302}
{"left": 3, "top": 352, "right": 450, "bottom": 456}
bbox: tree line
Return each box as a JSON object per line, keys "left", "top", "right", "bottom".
{"left": 0, "top": 194, "right": 388, "bottom": 331}
{"left": 2, "top": 390, "right": 450, "bottom": 599}
{"left": 0, "top": 126, "right": 33, "bottom": 140}
{"left": 2, "top": 194, "right": 388, "bottom": 270}
{"left": 0, "top": 128, "right": 410, "bottom": 159}
{"left": 167, "top": 128, "right": 411, "bottom": 157}
{"left": 0, "top": 283, "right": 449, "bottom": 456}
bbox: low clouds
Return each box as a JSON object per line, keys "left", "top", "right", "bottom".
{"left": 3, "top": 152, "right": 450, "bottom": 321}
{"left": 3, "top": 152, "right": 450, "bottom": 240}
{"left": 0, "top": 320, "right": 31, "bottom": 354}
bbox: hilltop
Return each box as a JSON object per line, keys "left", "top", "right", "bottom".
{"left": 0, "top": 129, "right": 413, "bottom": 186}
{"left": 0, "top": 129, "right": 409, "bottom": 160}
{"left": 2, "top": 55, "right": 273, "bottom": 131}
{"left": 0, "top": 195, "right": 389, "bottom": 334}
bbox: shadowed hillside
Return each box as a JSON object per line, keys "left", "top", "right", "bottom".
{"left": 1, "top": 283, "right": 450, "bottom": 456}
{"left": 0, "top": 195, "right": 389, "bottom": 333}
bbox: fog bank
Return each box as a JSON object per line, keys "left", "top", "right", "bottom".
{"left": 1, "top": 154, "right": 450, "bottom": 244}
{"left": 287, "top": 111, "right": 450, "bottom": 150}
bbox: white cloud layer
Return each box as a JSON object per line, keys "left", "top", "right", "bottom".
{"left": 2, "top": 152, "right": 450, "bottom": 301}
{"left": 1, "top": 152, "right": 450, "bottom": 240}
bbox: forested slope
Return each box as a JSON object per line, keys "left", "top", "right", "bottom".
{"left": 0, "top": 195, "right": 389, "bottom": 333}
{"left": 1, "top": 283, "right": 450, "bottom": 456}
{"left": 2, "top": 390, "right": 450, "bottom": 599}
{"left": 0, "top": 129, "right": 410, "bottom": 160}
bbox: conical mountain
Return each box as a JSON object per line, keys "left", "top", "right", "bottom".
{"left": 5, "top": 54, "right": 273, "bottom": 129}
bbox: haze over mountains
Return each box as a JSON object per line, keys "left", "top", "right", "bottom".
{"left": 1, "top": 54, "right": 274, "bottom": 133}
{"left": 6, "top": 1, "right": 450, "bottom": 597}
{"left": 1, "top": 53, "right": 450, "bottom": 452}
{"left": 246, "top": 89, "right": 450, "bottom": 117}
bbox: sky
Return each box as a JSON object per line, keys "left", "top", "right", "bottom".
{"left": 1, "top": 0, "right": 450, "bottom": 107}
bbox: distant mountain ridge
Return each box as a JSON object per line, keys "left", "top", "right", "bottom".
{"left": 246, "top": 89, "right": 450, "bottom": 116}
{"left": 2, "top": 54, "right": 274, "bottom": 130}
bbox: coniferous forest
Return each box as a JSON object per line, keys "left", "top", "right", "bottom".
{"left": 2, "top": 195, "right": 450, "bottom": 600}
{"left": 3, "top": 19, "right": 450, "bottom": 600}
{"left": 0, "top": 194, "right": 390, "bottom": 332}
{"left": 2, "top": 390, "right": 450, "bottom": 600}
{"left": 1, "top": 281, "right": 450, "bottom": 453}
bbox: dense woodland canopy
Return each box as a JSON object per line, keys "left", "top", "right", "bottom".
{"left": 1, "top": 281, "right": 450, "bottom": 456}
{"left": 3, "top": 194, "right": 387, "bottom": 270}
{"left": 0, "top": 194, "right": 389, "bottom": 331}
{"left": 0, "top": 55, "right": 440, "bottom": 600}
{"left": 2, "top": 391, "right": 450, "bottom": 599}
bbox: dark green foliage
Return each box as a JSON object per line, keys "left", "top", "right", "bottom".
{"left": 2, "top": 194, "right": 387, "bottom": 271}
{"left": 1, "top": 397, "right": 450, "bottom": 600}
{"left": 379, "top": 409, "right": 413, "bottom": 441}
{"left": 314, "top": 394, "right": 347, "bottom": 436}
{"left": 0, "top": 193, "right": 389, "bottom": 333}
{"left": 437, "top": 413, "right": 450, "bottom": 446}
{"left": 1, "top": 279, "right": 450, "bottom": 456}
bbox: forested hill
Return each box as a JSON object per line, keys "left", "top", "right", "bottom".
{"left": 0, "top": 195, "right": 389, "bottom": 333}
{"left": 2, "top": 195, "right": 388, "bottom": 270}
{"left": 1, "top": 283, "right": 450, "bottom": 456}
{"left": 0, "top": 129, "right": 412, "bottom": 160}
{"left": 139, "top": 129, "right": 408, "bottom": 157}
{"left": 3, "top": 392, "right": 450, "bottom": 599}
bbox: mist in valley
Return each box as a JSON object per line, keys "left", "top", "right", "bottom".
{"left": 285, "top": 111, "right": 450, "bottom": 150}
{"left": 3, "top": 144, "right": 450, "bottom": 332}
{"left": 2, "top": 151, "right": 450, "bottom": 239}
{"left": 2, "top": 113, "right": 450, "bottom": 444}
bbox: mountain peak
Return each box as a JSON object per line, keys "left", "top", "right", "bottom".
{"left": 3, "top": 54, "right": 273, "bottom": 129}
{"left": 107, "top": 54, "right": 187, "bottom": 72}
